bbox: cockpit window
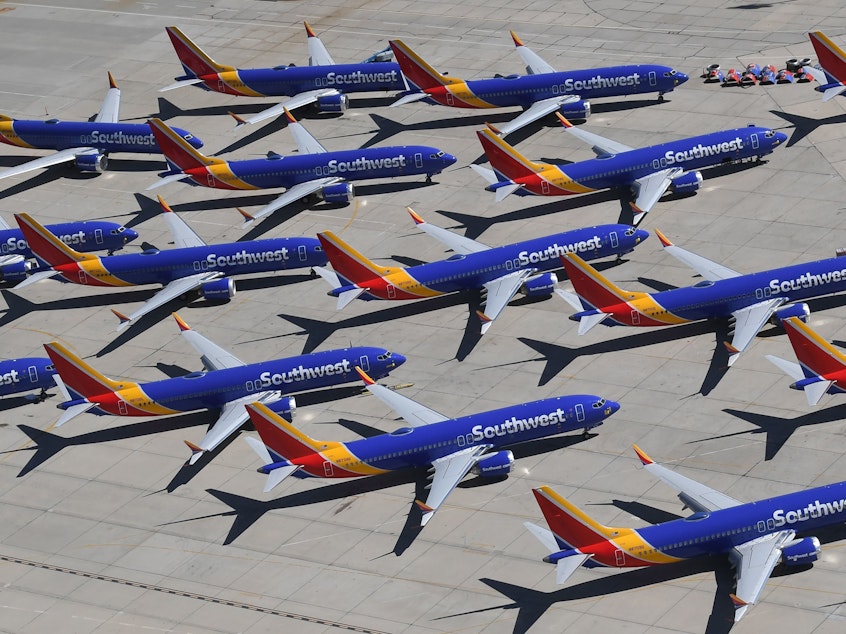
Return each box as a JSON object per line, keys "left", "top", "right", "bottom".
{"left": 625, "top": 227, "right": 635, "bottom": 236}
{"left": 764, "top": 130, "right": 775, "bottom": 138}
{"left": 377, "top": 352, "right": 392, "bottom": 361}
{"left": 183, "top": 134, "right": 193, "bottom": 140}
{"left": 430, "top": 151, "right": 445, "bottom": 159}
{"left": 592, "top": 398, "right": 606, "bottom": 409}
{"left": 663, "top": 70, "right": 677, "bottom": 77}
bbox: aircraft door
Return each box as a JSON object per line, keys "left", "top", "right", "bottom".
{"left": 541, "top": 180, "right": 550, "bottom": 195}
{"left": 615, "top": 549, "right": 626, "bottom": 566}
{"left": 414, "top": 153, "right": 423, "bottom": 169}
{"left": 28, "top": 365, "right": 37, "bottom": 383}
{"left": 118, "top": 400, "right": 128, "bottom": 415}
{"left": 95, "top": 229, "right": 104, "bottom": 245}
{"left": 649, "top": 71, "right": 657, "bottom": 87}
{"left": 323, "top": 461, "right": 334, "bottom": 477}
{"left": 359, "top": 355, "right": 370, "bottom": 372}
{"left": 218, "top": 78, "right": 226, "bottom": 92}
{"left": 751, "top": 134, "right": 760, "bottom": 150}
{"left": 206, "top": 173, "right": 216, "bottom": 188}
{"left": 631, "top": 310, "right": 640, "bottom": 325}
{"left": 610, "top": 232, "right": 618, "bottom": 248}
{"left": 387, "top": 285, "right": 396, "bottom": 299}
{"left": 78, "top": 270, "right": 88, "bottom": 285}
{"left": 575, "top": 403, "right": 585, "bottom": 422}
{"left": 446, "top": 93, "right": 455, "bottom": 106}
{"left": 298, "top": 245, "right": 307, "bottom": 262}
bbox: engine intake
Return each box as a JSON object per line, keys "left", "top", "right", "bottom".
{"left": 671, "top": 171, "right": 702, "bottom": 194}
{"left": 1, "top": 260, "right": 30, "bottom": 283}
{"left": 319, "top": 182, "right": 355, "bottom": 204}
{"left": 316, "top": 93, "right": 349, "bottom": 113}
{"left": 75, "top": 152, "right": 108, "bottom": 173}
{"left": 773, "top": 303, "right": 810, "bottom": 324}
{"left": 782, "top": 536, "right": 821, "bottom": 566}
{"left": 558, "top": 99, "right": 591, "bottom": 121}
{"left": 471, "top": 450, "right": 514, "bottom": 477}
{"left": 201, "top": 278, "right": 236, "bottom": 302}
{"left": 522, "top": 272, "right": 558, "bottom": 298}
{"left": 266, "top": 397, "right": 296, "bottom": 421}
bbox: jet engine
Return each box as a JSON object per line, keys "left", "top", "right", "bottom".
{"left": 558, "top": 99, "right": 591, "bottom": 121}
{"left": 266, "top": 397, "right": 297, "bottom": 420}
{"left": 316, "top": 93, "right": 349, "bottom": 113}
{"left": 1, "top": 260, "right": 30, "bottom": 283}
{"left": 774, "top": 303, "right": 810, "bottom": 324}
{"left": 471, "top": 450, "right": 515, "bottom": 477}
{"left": 782, "top": 537, "right": 821, "bottom": 565}
{"left": 201, "top": 278, "right": 236, "bottom": 301}
{"left": 75, "top": 152, "right": 108, "bottom": 173}
{"left": 319, "top": 182, "right": 355, "bottom": 204}
{"left": 670, "top": 171, "right": 702, "bottom": 194}
{"left": 522, "top": 272, "right": 558, "bottom": 297}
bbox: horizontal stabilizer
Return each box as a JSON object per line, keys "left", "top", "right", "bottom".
{"left": 555, "top": 289, "right": 585, "bottom": 312}
{"left": 312, "top": 265, "right": 341, "bottom": 289}
{"left": 764, "top": 354, "right": 805, "bottom": 382}
{"left": 337, "top": 287, "right": 367, "bottom": 310}
{"left": 13, "top": 269, "right": 59, "bottom": 289}
{"left": 244, "top": 435, "right": 273, "bottom": 464}
{"left": 524, "top": 521, "right": 559, "bottom": 552}
{"left": 52, "top": 374, "right": 73, "bottom": 403}
{"left": 159, "top": 78, "right": 204, "bottom": 92}
{"left": 390, "top": 92, "right": 430, "bottom": 107}
{"left": 146, "top": 173, "right": 187, "bottom": 190}
{"left": 265, "top": 464, "right": 300, "bottom": 493}
{"left": 56, "top": 401, "right": 97, "bottom": 427}
{"left": 578, "top": 311, "right": 608, "bottom": 335}
{"left": 469, "top": 163, "right": 499, "bottom": 185}
{"left": 495, "top": 183, "right": 522, "bottom": 202}
{"left": 822, "top": 85, "right": 846, "bottom": 102}
{"left": 556, "top": 553, "right": 592, "bottom": 584}
{"left": 805, "top": 379, "right": 834, "bottom": 407}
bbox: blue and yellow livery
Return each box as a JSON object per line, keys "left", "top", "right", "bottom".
{"left": 0, "top": 357, "right": 56, "bottom": 401}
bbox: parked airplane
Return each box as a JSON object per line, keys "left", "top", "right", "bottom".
{"left": 473, "top": 115, "right": 787, "bottom": 223}
{"left": 0, "top": 357, "right": 56, "bottom": 400}
{"left": 0, "top": 73, "right": 202, "bottom": 181}
{"left": 44, "top": 314, "right": 406, "bottom": 463}
{"left": 245, "top": 367, "right": 619, "bottom": 526}
{"left": 162, "top": 22, "right": 405, "bottom": 127}
{"left": 766, "top": 316, "right": 846, "bottom": 406}
{"left": 12, "top": 198, "right": 327, "bottom": 331}
{"left": 525, "top": 444, "right": 844, "bottom": 622}
{"left": 0, "top": 215, "right": 137, "bottom": 283}
{"left": 557, "top": 230, "right": 846, "bottom": 365}
{"left": 313, "top": 208, "right": 648, "bottom": 333}
{"left": 802, "top": 32, "right": 846, "bottom": 101}
{"left": 147, "top": 112, "right": 456, "bottom": 225}
{"left": 389, "top": 34, "right": 688, "bottom": 137}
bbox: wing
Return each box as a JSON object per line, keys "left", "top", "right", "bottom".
{"left": 233, "top": 89, "right": 340, "bottom": 127}
{"left": 631, "top": 168, "right": 682, "bottom": 220}
{"left": 305, "top": 22, "right": 336, "bottom": 66}
{"left": 174, "top": 313, "right": 245, "bottom": 370}
{"left": 634, "top": 445, "right": 742, "bottom": 512}
{"left": 478, "top": 270, "right": 535, "bottom": 334}
{"left": 726, "top": 298, "right": 786, "bottom": 364}
{"left": 418, "top": 445, "right": 491, "bottom": 526}
{"left": 113, "top": 272, "right": 223, "bottom": 331}
{"left": 187, "top": 391, "right": 281, "bottom": 464}
{"left": 559, "top": 115, "right": 634, "bottom": 155}
{"left": 283, "top": 108, "right": 327, "bottom": 154}
{"left": 360, "top": 373, "right": 449, "bottom": 428}
{"left": 510, "top": 31, "right": 556, "bottom": 75}
{"left": 159, "top": 196, "right": 206, "bottom": 248}
{"left": 730, "top": 531, "right": 796, "bottom": 622}
{"left": 0, "top": 254, "right": 23, "bottom": 267}
{"left": 95, "top": 72, "right": 120, "bottom": 123}
{"left": 654, "top": 230, "right": 742, "bottom": 281}
{"left": 0, "top": 147, "right": 96, "bottom": 181}
{"left": 241, "top": 177, "right": 342, "bottom": 226}
{"left": 159, "top": 77, "right": 205, "bottom": 92}
{"left": 408, "top": 208, "right": 489, "bottom": 255}
{"left": 495, "top": 96, "right": 581, "bottom": 138}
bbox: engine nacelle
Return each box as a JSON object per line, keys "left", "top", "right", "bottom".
{"left": 558, "top": 99, "right": 591, "bottom": 121}
{"left": 75, "top": 152, "right": 108, "bottom": 173}
{"left": 266, "top": 397, "right": 297, "bottom": 421}
{"left": 1, "top": 260, "right": 30, "bottom": 283}
{"left": 319, "top": 182, "right": 355, "bottom": 204}
{"left": 521, "top": 272, "right": 558, "bottom": 298}
{"left": 201, "top": 278, "right": 236, "bottom": 302}
{"left": 774, "top": 303, "right": 810, "bottom": 324}
{"left": 671, "top": 171, "right": 702, "bottom": 194}
{"left": 781, "top": 536, "right": 821, "bottom": 566}
{"left": 471, "top": 450, "right": 515, "bottom": 478}
{"left": 316, "top": 93, "right": 349, "bottom": 113}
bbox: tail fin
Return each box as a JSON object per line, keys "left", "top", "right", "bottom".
{"left": 15, "top": 213, "right": 95, "bottom": 267}
{"left": 533, "top": 486, "right": 628, "bottom": 549}
{"left": 43, "top": 341, "right": 127, "bottom": 400}
{"left": 561, "top": 253, "right": 642, "bottom": 309}
{"left": 389, "top": 39, "right": 463, "bottom": 91}
{"left": 148, "top": 118, "right": 223, "bottom": 172}
{"left": 477, "top": 127, "right": 545, "bottom": 181}
{"left": 317, "top": 231, "right": 400, "bottom": 285}
{"left": 782, "top": 316, "right": 846, "bottom": 377}
{"left": 246, "top": 402, "right": 339, "bottom": 460}
{"left": 809, "top": 31, "right": 846, "bottom": 84}
{"left": 165, "top": 26, "right": 234, "bottom": 77}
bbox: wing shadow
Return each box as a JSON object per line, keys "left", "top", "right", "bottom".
{"left": 770, "top": 109, "right": 846, "bottom": 147}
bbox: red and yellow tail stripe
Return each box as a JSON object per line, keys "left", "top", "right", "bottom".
{"left": 783, "top": 316, "right": 846, "bottom": 376}
{"left": 810, "top": 32, "right": 846, "bottom": 84}
{"left": 16, "top": 213, "right": 93, "bottom": 266}
{"left": 165, "top": 26, "right": 233, "bottom": 76}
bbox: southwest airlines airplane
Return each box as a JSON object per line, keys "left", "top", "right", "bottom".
{"left": 557, "top": 230, "right": 846, "bottom": 365}
{"left": 526, "top": 445, "right": 846, "bottom": 622}
{"left": 13, "top": 198, "right": 326, "bottom": 331}
{"left": 767, "top": 316, "right": 846, "bottom": 406}
{"left": 802, "top": 31, "right": 846, "bottom": 102}
{"left": 0, "top": 73, "right": 202, "bottom": 181}
{"left": 44, "top": 314, "right": 406, "bottom": 463}
{"left": 313, "top": 207, "right": 648, "bottom": 333}
{"left": 0, "top": 358, "right": 56, "bottom": 400}
{"left": 148, "top": 111, "right": 456, "bottom": 225}
{"left": 0, "top": 215, "right": 137, "bottom": 283}
{"left": 389, "top": 33, "right": 688, "bottom": 137}
{"left": 474, "top": 115, "right": 787, "bottom": 223}
{"left": 162, "top": 22, "right": 405, "bottom": 127}
{"left": 245, "top": 367, "right": 619, "bottom": 526}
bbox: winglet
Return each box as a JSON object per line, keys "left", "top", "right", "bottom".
{"left": 407, "top": 206, "right": 425, "bottom": 225}
{"left": 723, "top": 341, "right": 740, "bottom": 355}
{"left": 629, "top": 202, "right": 646, "bottom": 225}
{"left": 173, "top": 312, "right": 191, "bottom": 332}
{"left": 476, "top": 310, "right": 492, "bottom": 325}
{"left": 157, "top": 195, "right": 174, "bottom": 214}
{"left": 485, "top": 122, "right": 503, "bottom": 135}
{"left": 510, "top": 30, "right": 525, "bottom": 48}
{"left": 107, "top": 71, "right": 118, "bottom": 90}
{"left": 229, "top": 111, "right": 248, "bottom": 126}
{"left": 654, "top": 228, "right": 672, "bottom": 248}
{"left": 556, "top": 112, "right": 574, "bottom": 129}
{"left": 237, "top": 207, "right": 255, "bottom": 223}
{"left": 415, "top": 499, "right": 434, "bottom": 513}
{"left": 355, "top": 366, "right": 376, "bottom": 385}
{"left": 111, "top": 309, "right": 131, "bottom": 326}
{"left": 304, "top": 21, "right": 317, "bottom": 38}
{"left": 632, "top": 444, "right": 653, "bottom": 465}
{"left": 729, "top": 594, "right": 747, "bottom": 609}
{"left": 283, "top": 107, "right": 297, "bottom": 125}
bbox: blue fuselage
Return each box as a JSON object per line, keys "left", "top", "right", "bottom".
{"left": 0, "top": 358, "right": 56, "bottom": 396}
{"left": 1, "top": 221, "right": 137, "bottom": 262}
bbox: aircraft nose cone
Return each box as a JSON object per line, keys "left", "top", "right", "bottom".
{"left": 635, "top": 228, "right": 650, "bottom": 244}
{"left": 189, "top": 136, "right": 204, "bottom": 149}
{"left": 124, "top": 228, "right": 140, "bottom": 244}
{"left": 675, "top": 71, "right": 690, "bottom": 85}
{"left": 443, "top": 153, "right": 458, "bottom": 167}
{"left": 390, "top": 352, "right": 407, "bottom": 368}
{"left": 774, "top": 131, "right": 788, "bottom": 145}
{"left": 605, "top": 399, "right": 621, "bottom": 416}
